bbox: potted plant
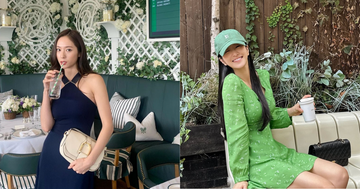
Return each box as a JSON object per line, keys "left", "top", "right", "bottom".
{"left": 18, "top": 96, "right": 39, "bottom": 118}
{"left": 1, "top": 96, "right": 20, "bottom": 120}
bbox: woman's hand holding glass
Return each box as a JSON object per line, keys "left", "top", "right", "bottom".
{"left": 43, "top": 70, "right": 60, "bottom": 92}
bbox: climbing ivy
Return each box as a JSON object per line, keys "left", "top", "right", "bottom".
{"left": 267, "top": 0, "right": 303, "bottom": 50}
{"left": 245, "top": 0, "right": 260, "bottom": 58}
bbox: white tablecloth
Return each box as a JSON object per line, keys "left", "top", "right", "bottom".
{"left": 150, "top": 177, "right": 180, "bottom": 189}
{"left": 0, "top": 115, "right": 46, "bottom": 154}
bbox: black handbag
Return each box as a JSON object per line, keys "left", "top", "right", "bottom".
{"left": 308, "top": 139, "right": 351, "bottom": 166}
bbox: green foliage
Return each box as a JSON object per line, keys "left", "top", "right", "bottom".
{"left": 244, "top": 0, "right": 260, "bottom": 58}
{"left": 255, "top": 46, "right": 359, "bottom": 113}
{"left": 267, "top": 0, "right": 303, "bottom": 50}
{"left": 180, "top": 70, "right": 219, "bottom": 126}
{"left": 320, "top": 0, "right": 343, "bottom": 14}
{"left": 267, "top": 5, "right": 282, "bottom": 28}
{"left": 116, "top": 51, "right": 175, "bottom": 81}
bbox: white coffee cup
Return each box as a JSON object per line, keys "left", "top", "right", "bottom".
{"left": 298, "top": 97, "right": 316, "bottom": 122}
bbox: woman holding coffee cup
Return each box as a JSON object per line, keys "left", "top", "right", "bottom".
{"left": 36, "top": 29, "right": 113, "bottom": 189}
{"left": 216, "top": 29, "right": 348, "bottom": 189}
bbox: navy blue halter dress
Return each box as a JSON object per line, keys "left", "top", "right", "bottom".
{"left": 35, "top": 73, "right": 97, "bottom": 189}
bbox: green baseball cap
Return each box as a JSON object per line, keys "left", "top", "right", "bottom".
{"left": 215, "top": 29, "right": 247, "bottom": 56}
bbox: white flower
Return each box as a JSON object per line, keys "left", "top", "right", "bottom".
{"left": 114, "top": 5, "right": 119, "bottom": 13}
{"left": 71, "top": 3, "right": 79, "bottom": 14}
{"left": 24, "top": 98, "right": 30, "bottom": 103}
{"left": 64, "top": 16, "right": 69, "bottom": 22}
{"left": 54, "top": 14, "right": 60, "bottom": 20}
{"left": 69, "top": 0, "right": 77, "bottom": 6}
{"left": 136, "top": 8, "right": 143, "bottom": 16}
{"left": 121, "top": 21, "right": 131, "bottom": 33}
{"left": 46, "top": 49, "right": 51, "bottom": 55}
{"left": 28, "top": 9, "right": 32, "bottom": 13}
{"left": 30, "top": 60, "right": 36, "bottom": 66}
{"left": 2, "top": 97, "right": 20, "bottom": 112}
{"left": 105, "top": 56, "right": 109, "bottom": 62}
{"left": 129, "top": 66, "right": 134, "bottom": 71}
{"left": 136, "top": 62, "right": 144, "bottom": 70}
{"left": 50, "top": 2, "right": 61, "bottom": 13}
{"left": 119, "top": 59, "right": 125, "bottom": 65}
{"left": 15, "top": 59, "right": 20, "bottom": 64}
{"left": 11, "top": 57, "right": 18, "bottom": 64}
{"left": 0, "top": 61, "right": 5, "bottom": 70}
{"left": 153, "top": 60, "right": 162, "bottom": 68}
{"left": 20, "top": 40, "right": 26, "bottom": 46}
{"left": 22, "top": 102, "right": 28, "bottom": 109}
{"left": 114, "top": 19, "right": 124, "bottom": 30}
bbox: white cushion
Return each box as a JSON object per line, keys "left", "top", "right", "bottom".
{"left": 172, "top": 133, "right": 180, "bottom": 145}
{"left": 110, "top": 95, "right": 141, "bottom": 129}
{"left": 0, "top": 89, "right": 13, "bottom": 103}
{"left": 124, "top": 112, "right": 163, "bottom": 141}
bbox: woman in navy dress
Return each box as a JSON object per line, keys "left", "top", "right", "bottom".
{"left": 35, "top": 29, "right": 113, "bottom": 188}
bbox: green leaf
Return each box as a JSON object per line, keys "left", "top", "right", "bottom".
{"left": 336, "top": 80, "right": 344, "bottom": 88}
{"left": 343, "top": 45, "right": 354, "bottom": 55}
{"left": 282, "top": 63, "right": 288, "bottom": 70}
{"left": 281, "top": 70, "right": 291, "bottom": 78}
{"left": 251, "top": 35, "right": 257, "bottom": 42}
{"left": 275, "top": 54, "right": 282, "bottom": 63}
{"left": 320, "top": 78, "right": 329, "bottom": 86}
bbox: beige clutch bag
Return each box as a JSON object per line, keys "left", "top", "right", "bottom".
{"left": 59, "top": 128, "right": 106, "bottom": 172}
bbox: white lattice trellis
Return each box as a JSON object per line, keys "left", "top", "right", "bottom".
{"left": 7, "top": 0, "right": 61, "bottom": 72}
{"left": 117, "top": 0, "right": 180, "bottom": 79}
{"left": 72, "top": 0, "right": 179, "bottom": 78}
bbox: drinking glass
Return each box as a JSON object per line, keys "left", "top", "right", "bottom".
{"left": 29, "top": 110, "right": 35, "bottom": 128}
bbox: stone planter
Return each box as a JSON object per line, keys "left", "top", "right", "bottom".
{"left": 4, "top": 112, "right": 16, "bottom": 120}
{"left": 181, "top": 123, "right": 228, "bottom": 188}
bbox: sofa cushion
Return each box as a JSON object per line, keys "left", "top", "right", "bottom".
{"left": 111, "top": 96, "right": 141, "bottom": 129}
{"left": 0, "top": 89, "right": 13, "bottom": 103}
{"left": 103, "top": 75, "right": 179, "bottom": 142}
{"left": 124, "top": 112, "right": 163, "bottom": 141}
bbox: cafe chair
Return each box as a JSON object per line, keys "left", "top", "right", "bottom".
{"left": 137, "top": 143, "right": 180, "bottom": 189}
{"left": 96, "top": 121, "right": 136, "bottom": 189}
{"left": 0, "top": 152, "right": 41, "bottom": 189}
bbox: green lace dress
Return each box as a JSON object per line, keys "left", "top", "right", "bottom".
{"left": 222, "top": 69, "right": 317, "bottom": 188}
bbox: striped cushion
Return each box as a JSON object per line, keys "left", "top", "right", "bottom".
{"left": 96, "top": 149, "right": 133, "bottom": 180}
{"left": 109, "top": 92, "right": 124, "bottom": 106}
{"left": 110, "top": 96, "right": 141, "bottom": 129}
{"left": 0, "top": 172, "right": 36, "bottom": 189}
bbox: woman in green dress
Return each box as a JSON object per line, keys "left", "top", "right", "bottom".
{"left": 215, "top": 29, "right": 348, "bottom": 189}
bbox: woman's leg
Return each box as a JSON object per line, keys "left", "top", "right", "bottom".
{"left": 288, "top": 171, "right": 335, "bottom": 188}
{"left": 309, "top": 158, "right": 349, "bottom": 188}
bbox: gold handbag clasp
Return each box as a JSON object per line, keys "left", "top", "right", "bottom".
{"left": 78, "top": 141, "right": 92, "bottom": 156}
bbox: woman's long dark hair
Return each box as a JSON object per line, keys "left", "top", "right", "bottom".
{"left": 218, "top": 50, "right": 271, "bottom": 140}
{"left": 50, "top": 29, "right": 96, "bottom": 86}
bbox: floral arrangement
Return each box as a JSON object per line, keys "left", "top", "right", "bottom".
{"left": 1, "top": 96, "right": 20, "bottom": 113}
{"left": 18, "top": 96, "right": 40, "bottom": 113}
{"left": 116, "top": 52, "right": 176, "bottom": 80}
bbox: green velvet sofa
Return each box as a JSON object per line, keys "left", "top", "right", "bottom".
{"left": 0, "top": 73, "right": 180, "bottom": 188}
